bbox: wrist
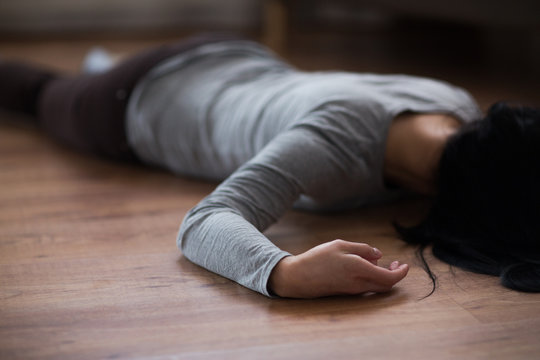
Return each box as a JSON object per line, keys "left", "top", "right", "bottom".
{"left": 268, "top": 255, "right": 297, "bottom": 297}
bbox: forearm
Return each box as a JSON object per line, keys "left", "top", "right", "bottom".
{"left": 178, "top": 210, "right": 291, "bottom": 296}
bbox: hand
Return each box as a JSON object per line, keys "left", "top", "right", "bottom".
{"left": 269, "top": 239, "right": 409, "bottom": 298}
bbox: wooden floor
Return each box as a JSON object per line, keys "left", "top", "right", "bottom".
{"left": 1, "top": 30, "right": 540, "bottom": 359}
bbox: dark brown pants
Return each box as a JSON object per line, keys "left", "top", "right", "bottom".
{"left": 1, "top": 33, "right": 240, "bottom": 162}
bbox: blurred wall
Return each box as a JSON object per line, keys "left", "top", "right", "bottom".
{"left": 2, "top": 0, "right": 538, "bottom": 35}
{"left": 0, "top": 0, "right": 263, "bottom": 34}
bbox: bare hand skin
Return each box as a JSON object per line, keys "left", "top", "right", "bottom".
{"left": 268, "top": 240, "right": 409, "bottom": 298}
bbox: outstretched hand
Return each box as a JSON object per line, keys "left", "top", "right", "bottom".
{"left": 268, "top": 239, "right": 409, "bottom": 298}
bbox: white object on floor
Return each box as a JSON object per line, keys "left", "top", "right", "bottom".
{"left": 81, "top": 47, "right": 115, "bottom": 74}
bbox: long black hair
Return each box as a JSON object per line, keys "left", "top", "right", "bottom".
{"left": 395, "top": 102, "right": 540, "bottom": 293}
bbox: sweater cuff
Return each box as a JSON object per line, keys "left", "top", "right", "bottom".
{"left": 260, "top": 252, "right": 292, "bottom": 297}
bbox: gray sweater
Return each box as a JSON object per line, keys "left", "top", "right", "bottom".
{"left": 126, "top": 41, "right": 482, "bottom": 296}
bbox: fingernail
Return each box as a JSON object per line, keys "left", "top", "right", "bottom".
{"left": 390, "top": 261, "right": 399, "bottom": 270}
{"left": 372, "top": 247, "right": 382, "bottom": 256}
{"left": 399, "top": 264, "right": 408, "bottom": 270}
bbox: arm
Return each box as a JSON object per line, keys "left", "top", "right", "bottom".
{"left": 178, "top": 130, "right": 304, "bottom": 296}
{"left": 177, "top": 160, "right": 297, "bottom": 296}
{"left": 178, "top": 113, "right": 409, "bottom": 297}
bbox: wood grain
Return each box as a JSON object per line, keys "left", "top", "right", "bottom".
{"left": 1, "top": 35, "right": 540, "bottom": 360}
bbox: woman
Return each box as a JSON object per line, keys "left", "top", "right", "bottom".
{"left": 1, "top": 34, "right": 538, "bottom": 298}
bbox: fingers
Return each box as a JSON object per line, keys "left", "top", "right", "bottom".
{"left": 364, "top": 260, "right": 409, "bottom": 289}
{"left": 346, "top": 257, "right": 408, "bottom": 293}
{"left": 327, "top": 240, "right": 409, "bottom": 294}
{"left": 332, "top": 239, "right": 382, "bottom": 260}
{"left": 389, "top": 260, "right": 400, "bottom": 271}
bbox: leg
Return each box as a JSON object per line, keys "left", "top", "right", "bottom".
{"left": 39, "top": 33, "right": 240, "bottom": 162}
{"left": 1, "top": 33, "right": 240, "bottom": 162}
{"left": 0, "top": 62, "right": 55, "bottom": 117}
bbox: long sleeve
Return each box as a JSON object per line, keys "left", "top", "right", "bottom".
{"left": 176, "top": 101, "right": 387, "bottom": 296}
{"left": 177, "top": 128, "right": 306, "bottom": 296}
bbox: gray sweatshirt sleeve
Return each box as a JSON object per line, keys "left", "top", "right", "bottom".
{"left": 176, "top": 102, "right": 385, "bottom": 296}
{"left": 176, "top": 133, "right": 300, "bottom": 296}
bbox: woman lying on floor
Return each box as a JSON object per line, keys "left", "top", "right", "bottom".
{"left": 1, "top": 34, "right": 539, "bottom": 298}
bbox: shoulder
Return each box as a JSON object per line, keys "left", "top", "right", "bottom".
{"left": 381, "top": 74, "right": 482, "bottom": 122}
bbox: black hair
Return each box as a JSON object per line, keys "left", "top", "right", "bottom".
{"left": 395, "top": 102, "right": 540, "bottom": 294}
